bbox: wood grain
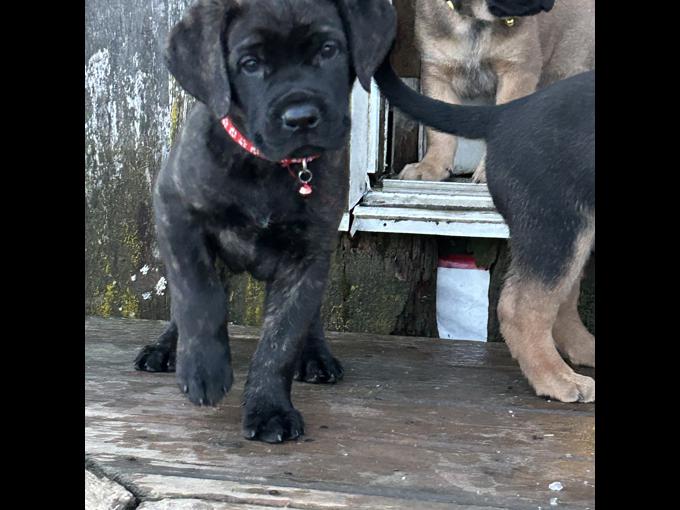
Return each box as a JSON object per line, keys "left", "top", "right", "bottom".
{"left": 86, "top": 317, "right": 595, "bottom": 509}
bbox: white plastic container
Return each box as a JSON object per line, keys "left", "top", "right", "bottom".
{"left": 436, "top": 254, "right": 489, "bottom": 342}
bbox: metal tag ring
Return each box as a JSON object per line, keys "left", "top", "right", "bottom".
{"left": 298, "top": 168, "right": 313, "bottom": 183}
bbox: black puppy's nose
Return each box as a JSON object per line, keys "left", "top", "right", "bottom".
{"left": 281, "top": 104, "right": 320, "bottom": 131}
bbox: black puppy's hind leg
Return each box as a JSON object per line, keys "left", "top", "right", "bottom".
{"left": 134, "top": 321, "right": 178, "bottom": 372}
{"left": 294, "top": 306, "right": 344, "bottom": 384}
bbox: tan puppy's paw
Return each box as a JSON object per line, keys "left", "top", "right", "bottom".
{"left": 471, "top": 163, "right": 487, "bottom": 183}
{"left": 398, "top": 161, "right": 451, "bottom": 181}
{"left": 531, "top": 369, "right": 595, "bottom": 403}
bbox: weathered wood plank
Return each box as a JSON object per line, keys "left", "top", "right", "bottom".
{"left": 391, "top": 0, "right": 419, "bottom": 78}
{"left": 353, "top": 207, "right": 506, "bottom": 224}
{"left": 129, "top": 477, "right": 503, "bottom": 510}
{"left": 85, "top": 318, "right": 594, "bottom": 510}
{"left": 382, "top": 180, "right": 494, "bottom": 195}
{"left": 363, "top": 191, "right": 496, "bottom": 210}
{"left": 138, "top": 501, "right": 284, "bottom": 510}
{"left": 85, "top": 469, "right": 136, "bottom": 510}
{"left": 351, "top": 209, "right": 509, "bottom": 238}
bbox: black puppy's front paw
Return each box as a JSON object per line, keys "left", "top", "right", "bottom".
{"left": 294, "top": 350, "right": 344, "bottom": 384}
{"left": 242, "top": 399, "right": 305, "bottom": 443}
{"left": 176, "top": 340, "right": 233, "bottom": 406}
{"left": 134, "top": 343, "right": 176, "bottom": 372}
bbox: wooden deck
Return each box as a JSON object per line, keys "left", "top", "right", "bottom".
{"left": 85, "top": 317, "right": 595, "bottom": 510}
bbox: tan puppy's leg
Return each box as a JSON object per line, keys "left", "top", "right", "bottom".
{"left": 472, "top": 69, "right": 539, "bottom": 183}
{"left": 498, "top": 274, "right": 595, "bottom": 402}
{"left": 498, "top": 223, "right": 595, "bottom": 402}
{"left": 398, "top": 61, "right": 460, "bottom": 181}
{"left": 553, "top": 273, "right": 595, "bottom": 368}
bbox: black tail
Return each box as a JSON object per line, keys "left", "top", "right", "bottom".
{"left": 374, "top": 58, "right": 498, "bottom": 140}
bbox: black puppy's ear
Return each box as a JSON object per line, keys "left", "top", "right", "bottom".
{"left": 165, "top": 0, "right": 237, "bottom": 119}
{"left": 335, "top": 0, "right": 397, "bottom": 92}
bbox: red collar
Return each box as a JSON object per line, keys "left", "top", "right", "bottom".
{"left": 220, "top": 116, "right": 319, "bottom": 196}
{"left": 220, "top": 116, "right": 320, "bottom": 166}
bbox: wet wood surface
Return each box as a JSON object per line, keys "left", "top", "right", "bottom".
{"left": 85, "top": 317, "right": 595, "bottom": 509}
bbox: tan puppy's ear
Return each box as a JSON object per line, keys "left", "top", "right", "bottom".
{"left": 165, "top": 0, "right": 239, "bottom": 119}
{"left": 335, "top": 0, "right": 397, "bottom": 92}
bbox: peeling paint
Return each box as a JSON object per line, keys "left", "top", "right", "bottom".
{"left": 155, "top": 276, "right": 167, "bottom": 296}
{"left": 85, "top": 0, "right": 194, "bottom": 320}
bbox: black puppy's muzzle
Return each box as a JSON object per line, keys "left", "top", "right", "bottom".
{"left": 257, "top": 88, "right": 349, "bottom": 160}
{"left": 281, "top": 103, "right": 321, "bottom": 132}
{"left": 270, "top": 90, "right": 326, "bottom": 131}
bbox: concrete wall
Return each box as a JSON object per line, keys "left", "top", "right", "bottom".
{"left": 85, "top": 0, "right": 193, "bottom": 320}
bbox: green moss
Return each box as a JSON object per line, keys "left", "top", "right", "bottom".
{"left": 94, "top": 280, "right": 140, "bottom": 319}
{"left": 96, "top": 281, "right": 117, "bottom": 318}
{"left": 119, "top": 286, "right": 140, "bottom": 319}
{"left": 243, "top": 276, "right": 265, "bottom": 325}
{"left": 169, "top": 97, "right": 183, "bottom": 145}
{"left": 122, "top": 224, "right": 142, "bottom": 268}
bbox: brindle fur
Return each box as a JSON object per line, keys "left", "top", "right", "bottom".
{"left": 134, "top": 0, "right": 397, "bottom": 443}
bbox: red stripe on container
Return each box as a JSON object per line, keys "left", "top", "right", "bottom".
{"left": 438, "top": 254, "right": 478, "bottom": 269}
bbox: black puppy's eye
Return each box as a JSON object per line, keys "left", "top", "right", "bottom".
{"left": 319, "top": 41, "right": 338, "bottom": 60}
{"left": 240, "top": 56, "right": 261, "bottom": 74}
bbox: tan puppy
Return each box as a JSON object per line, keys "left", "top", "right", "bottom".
{"left": 400, "top": 0, "right": 594, "bottom": 182}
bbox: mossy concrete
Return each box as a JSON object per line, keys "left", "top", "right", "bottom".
{"left": 85, "top": 0, "right": 191, "bottom": 321}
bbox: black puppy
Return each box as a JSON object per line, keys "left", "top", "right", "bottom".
{"left": 134, "top": 0, "right": 396, "bottom": 443}
{"left": 375, "top": 59, "right": 595, "bottom": 403}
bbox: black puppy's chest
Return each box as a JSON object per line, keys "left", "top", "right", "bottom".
{"left": 207, "top": 192, "right": 311, "bottom": 280}
{"left": 197, "top": 120, "right": 340, "bottom": 281}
